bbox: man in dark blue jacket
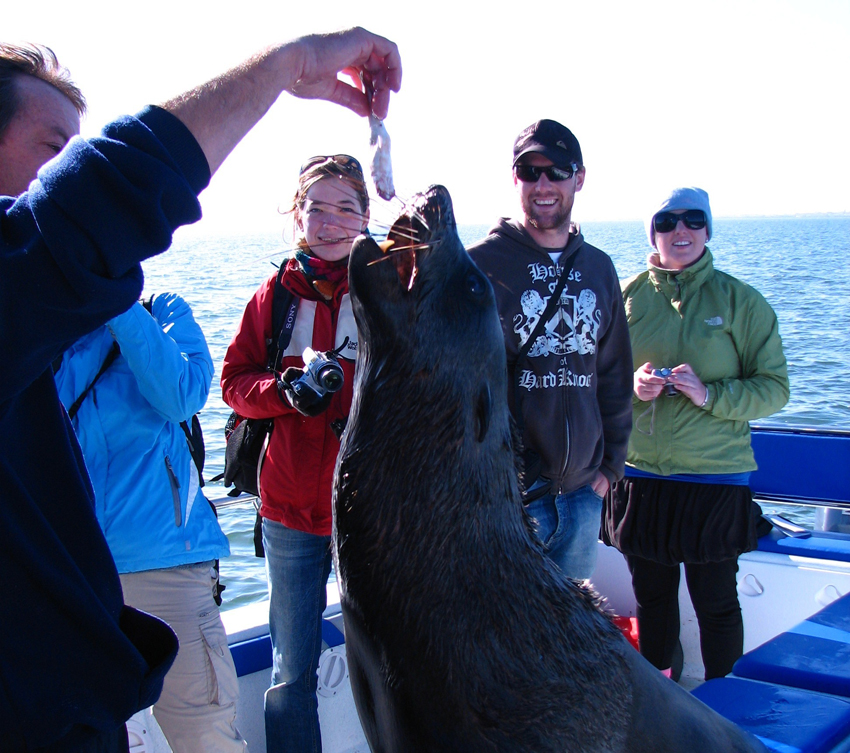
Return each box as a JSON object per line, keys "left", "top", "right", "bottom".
{"left": 0, "top": 30, "right": 401, "bottom": 752}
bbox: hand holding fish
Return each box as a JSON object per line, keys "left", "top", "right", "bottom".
{"left": 288, "top": 28, "right": 402, "bottom": 119}
{"left": 162, "top": 27, "right": 401, "bottom": 175}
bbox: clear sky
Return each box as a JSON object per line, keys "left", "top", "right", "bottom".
{"left": 6, "top": 0, "right": 850, "bottom": 233}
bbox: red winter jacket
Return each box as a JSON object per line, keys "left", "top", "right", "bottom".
{"left": 221, "top": 264, "right": 358, "bottom": 535}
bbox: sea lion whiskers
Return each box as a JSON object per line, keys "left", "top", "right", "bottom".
{"left": 362, "top": 209, "right": 438, "bottom": 291}
{"left": 364, "top": 243, "right": 433, "bottom": 265}
{"left": 364, "top": 191, "right": 433, "bottom": 246}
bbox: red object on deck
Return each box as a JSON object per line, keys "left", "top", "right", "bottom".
{"left": 612, "top": 615, "right": 640, "bottom": 652}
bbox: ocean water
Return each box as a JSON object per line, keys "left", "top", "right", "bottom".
{"left": 141, "top": 216, "right": 850, "bottom": 610}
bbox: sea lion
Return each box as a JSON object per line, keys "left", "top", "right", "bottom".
{"left": 334, "top": 185, "right": 767, "bottom": 753}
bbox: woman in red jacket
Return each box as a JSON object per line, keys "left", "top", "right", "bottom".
{"left": 221, "top": 155, "right": 368, "bottom": 753}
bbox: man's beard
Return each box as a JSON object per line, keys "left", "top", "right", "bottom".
{"left": 523, "top": 195, "right": 574, "bottom": 231}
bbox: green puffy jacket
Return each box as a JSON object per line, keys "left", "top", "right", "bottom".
{"left": 623, "top": 249, "right": 790, "bottom": 476}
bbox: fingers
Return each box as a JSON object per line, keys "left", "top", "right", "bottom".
{"left": 664, "top": 365, "right": 707, "bottom": 406}
{"left": 669, "top": 365, "right": 700, "bottom": 389}
{"left": 636, "top": 363, "right": 664, "bottom": 385}
{"left": 356, "top": 29, "right": 403, "bottom": 98}
{"left": 368, "top": 76, "right": 396, "bottom": 120}
{"left": 634, "top": 364, "right": 665, "bottom": 401}
{"left": 334, "top": 53, "right": 400, "bottom": 119}
{"left": 591, "top": 472, "right": 610, "bottom": 497}
{"left": 323, "top": 79, "right": 374, "bottom": 118}
{"left": 634, "top": 361, "right": 707, "bottom": 406}
{"left": 294, "top": 28, "right": 401, "bottom": 119}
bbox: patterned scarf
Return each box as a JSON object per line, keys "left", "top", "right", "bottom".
{"left": 290, "top": 248, "right": 349, "bottom": 301}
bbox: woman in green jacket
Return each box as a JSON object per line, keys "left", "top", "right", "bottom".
{"left": 602, "top": 187, "right": 789, "bottom": 681}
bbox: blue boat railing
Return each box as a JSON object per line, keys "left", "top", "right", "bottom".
{"left": 750, "top": 423, "right": 850, "bottom": 517}
{"left": 207, "top": 424, "right": 850, "bottom": 527}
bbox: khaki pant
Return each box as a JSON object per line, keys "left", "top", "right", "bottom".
{"left": 121, "top": 564, "right": 247, "bottom": 753}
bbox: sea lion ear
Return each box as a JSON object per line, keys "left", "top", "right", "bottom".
{"left": 475, "top": 384, "right": 491, "bottom": 443}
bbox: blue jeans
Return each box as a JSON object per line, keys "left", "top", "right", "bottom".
{"left": 262, "top": 519, "right": 333, "bottom": 753}
{"left": 525, "top": 484, "right": 603, "bottom": 580}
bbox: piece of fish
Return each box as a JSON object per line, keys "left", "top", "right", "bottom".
{"left": 362, "top": 74, "right": 395, "bottom": 201}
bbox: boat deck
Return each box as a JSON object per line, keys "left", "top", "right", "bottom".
{"left": 126, "top": 425, "right": 850, "bottom": 752}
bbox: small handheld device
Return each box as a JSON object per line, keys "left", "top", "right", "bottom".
{"left": 652, "top": 367, "right": 679, "bottom": 397}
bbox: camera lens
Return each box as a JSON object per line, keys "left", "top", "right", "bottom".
{"left": 317, "top": 366, "right": 344, "bottom": 392}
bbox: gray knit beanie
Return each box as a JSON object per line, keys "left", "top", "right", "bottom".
{"left": 646, "top": 187, "right": 712, "bottom": 248}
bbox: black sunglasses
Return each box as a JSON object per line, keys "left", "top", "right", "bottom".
{"left": 653, "top": 210, "right": 707, "bottom": 234}
{"left": 514, "top": 163, "right": 579, "bottom": 183}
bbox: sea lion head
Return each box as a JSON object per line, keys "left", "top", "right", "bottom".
{"left": 348, "top": 185, "right": 507, "bottom": 446}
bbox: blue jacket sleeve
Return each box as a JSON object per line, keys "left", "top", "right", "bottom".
{"left": 107, "top": 293, "right": 213, "bottom": 423}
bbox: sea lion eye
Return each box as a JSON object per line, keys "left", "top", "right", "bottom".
{"left": 467, "top": 273, "right": 485, "bottom": 297}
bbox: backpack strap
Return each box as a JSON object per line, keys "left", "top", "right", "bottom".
{"left": 65, "top": 294, "right": 154, "bottom": 419}
{"left": 66, "top": 341, "right": 121, "bottom": 421}
{"left": 68, "top": 295, "right": 208, "bottom": 486}
{"left": 179, "top": 413, "right": 206, "bottom": 487}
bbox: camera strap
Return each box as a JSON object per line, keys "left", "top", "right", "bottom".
{"left": 268, "top": 264, "right": 300, "bottom": 372}
{"left": 330, "top": 337, "right": 350, "bottom": 359}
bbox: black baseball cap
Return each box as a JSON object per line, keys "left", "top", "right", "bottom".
{"left": 512, "top": 119, "right": 583, "bottom": 169}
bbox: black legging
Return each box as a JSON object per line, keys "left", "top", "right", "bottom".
{"left": 626, "top": 554, "right": 743, "bottom": 680}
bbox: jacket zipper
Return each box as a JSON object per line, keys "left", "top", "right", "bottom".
{"left": 164, "top": 456, "right": 182, "bottom": 527}
{"left": 558, "top": 396, "right": 570, "bottom": 496}
{"left": 550, "top": 269, "right": 571, "bottom": 496}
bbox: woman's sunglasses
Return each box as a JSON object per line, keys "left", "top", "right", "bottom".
{"left": 514, "top": 163, "right": 579, "bottom": 183}
{"left": 300, "top": 154, "right": 364, "bottom": 181}
{"left": 653, "top": 210, "right": 707, "bottom": 234}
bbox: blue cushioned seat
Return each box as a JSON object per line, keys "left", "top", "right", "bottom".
{"left": 757, "top": 529, "right": 850, "bottom": 564}
{"left": 692, "top": 677, "right": 850, "bottom": 753}
{"left": 733, "top": 592, "right": 850, "bottom": 697}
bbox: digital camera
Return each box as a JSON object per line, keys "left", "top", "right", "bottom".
{"left": 652, "top": 367, "right": 679, "bottom": 397}
{"left": 290, "top": 347, "right": 345, "bottom": 402}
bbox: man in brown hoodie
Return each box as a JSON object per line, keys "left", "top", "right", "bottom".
{"left": 468, "top": 119, "right": 633, "bottom": 581}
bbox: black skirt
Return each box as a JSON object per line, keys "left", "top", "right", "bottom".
{"left": 601, "top": 476, "right": 762, "bottom": 566}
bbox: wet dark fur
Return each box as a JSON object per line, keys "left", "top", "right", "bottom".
{"left": 334, "top": 186, "right": 767, "bottom": 753}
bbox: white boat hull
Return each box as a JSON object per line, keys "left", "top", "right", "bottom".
{"left": 126, "top": 536, "right": 850, "bottom": 752}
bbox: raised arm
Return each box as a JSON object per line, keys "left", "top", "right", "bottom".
{"left": 161, "top": 27, "right": 402, "bottom": 175}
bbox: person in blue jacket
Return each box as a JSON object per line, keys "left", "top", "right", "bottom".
{"left": 0, "top": 31, "right": 401, "bottom": 752}
{"left": 55, "top": 292, "right": 245, "bottom": 752}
